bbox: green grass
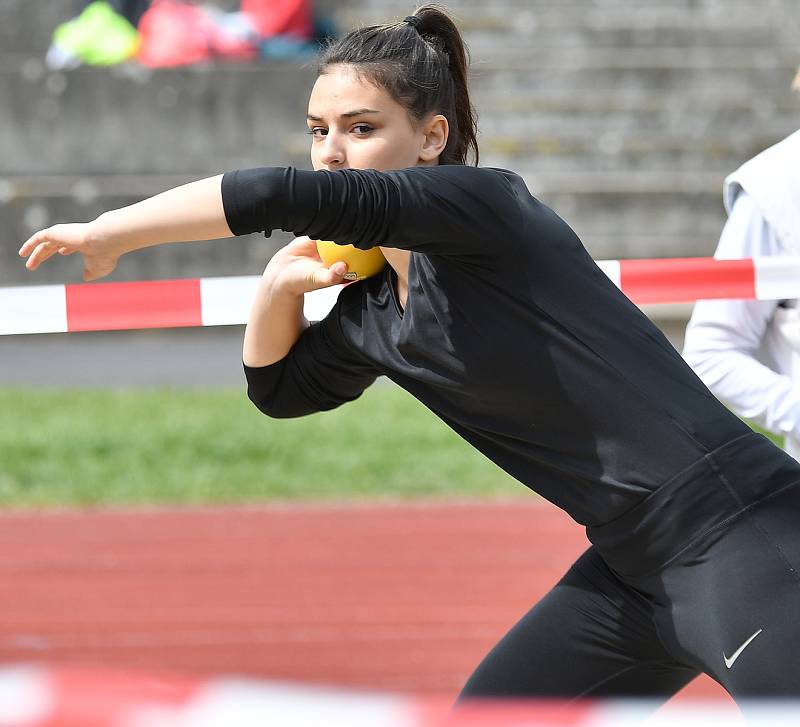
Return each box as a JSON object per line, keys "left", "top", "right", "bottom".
{"left": 0, "top": 385, "right": 783, "bottom": 508}
{"left": 0, "top": 384, "right": 523, "bottom": 507}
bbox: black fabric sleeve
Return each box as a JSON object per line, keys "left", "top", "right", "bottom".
{"left": 243, "top": 306, "right": 379, "bottom": 419}
{"left": 221, "top": 165, "right": 524, "bottom": 258}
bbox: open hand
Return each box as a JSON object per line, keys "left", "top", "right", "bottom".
{"left": 19, "top": 222, "right": 121, "bottom": 281}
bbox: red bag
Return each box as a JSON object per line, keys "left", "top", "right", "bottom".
{"left": 137, "top": 1, "right": 257, "bottom": 67}
{"left": 241, "top": 0, "right": 313, "bottom": 40}
{"left": 137, "top": 1, "right": 215, "bottom": 67}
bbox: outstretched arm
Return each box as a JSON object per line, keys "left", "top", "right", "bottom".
{"left": 222, "top": 165, "right": 524, "bottom": 258}
{"left": 20, "top": 165, "right": 524, "bottom": 281}
{"left": 19, "top": 175, "right": 231, "bottom": 281}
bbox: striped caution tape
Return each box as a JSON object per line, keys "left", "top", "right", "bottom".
{"left": 2, "top": 256, "right": 799, "bottom": 335}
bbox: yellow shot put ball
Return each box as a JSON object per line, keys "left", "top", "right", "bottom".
{"left": 316, "top": 240, "right": 387, "bottom": 281}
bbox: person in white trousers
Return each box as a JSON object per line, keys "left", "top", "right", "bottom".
{"left": 684, "top": 69, "right": 800, "bottom": 460}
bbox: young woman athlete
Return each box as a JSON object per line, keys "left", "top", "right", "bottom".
{"left": 19, "top": 5, "right": 800, "bottom": 703}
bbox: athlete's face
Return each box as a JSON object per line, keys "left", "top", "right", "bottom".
{"left": 307, "top": 64, "right": 448, "bottom": 172}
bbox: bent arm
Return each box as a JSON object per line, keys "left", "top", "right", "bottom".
{"left": 684, "top": 300, "right": 800, "bottom": 434}
{"left": 245, "top": 293, "right": 379, "bottom": 419}
{"left": 243, "top": 279, "right": 307, "bottom": 369}
{"left": 683, "top": 194, "right": 800, "bottom": 439}
{"left": 243, "top": 236, "right": 349, "bottom": 367}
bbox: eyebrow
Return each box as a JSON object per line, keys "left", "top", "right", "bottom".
{"left": 306, "top": 108, "right": 382, "bottom": 121}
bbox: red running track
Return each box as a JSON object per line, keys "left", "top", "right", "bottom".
{"left": 0, "top": 502, "right": 729, "bottom": 703}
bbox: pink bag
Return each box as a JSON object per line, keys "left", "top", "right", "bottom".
{"left": 137, "top": 1, "right": 257, "bottom": 68}
{"left": 241, "top": 0, "right": 313, "bottom": 40}
{"left": 137, "top": 1, "right": 214, "bottom": 67}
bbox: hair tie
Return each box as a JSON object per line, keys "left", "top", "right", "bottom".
{"left": 404, "top": 15, "right": 423, "bottom": 31}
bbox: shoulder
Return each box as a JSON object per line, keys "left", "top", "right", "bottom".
{"left": 401, "top": 164, "right": 525, "bottom": 189}
{"left": 724, "top": 128, "right": 800, "bottom": 212}
{"left": 343, "top": 164, "right": 526, "bottom": 192}
{"left": 718, "top": 192, "right": 784, "bottom": 258}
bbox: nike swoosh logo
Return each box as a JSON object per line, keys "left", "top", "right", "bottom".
{"left": 724, "top": 628, "right": 763, "bottom": 669}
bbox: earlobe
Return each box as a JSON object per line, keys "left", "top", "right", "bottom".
{"left": 420, "top": 114, "right": 449, "bottom": 162}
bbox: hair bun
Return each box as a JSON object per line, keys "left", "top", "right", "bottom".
{"left": 403, "top": 15, "right": 423, "bottom": 30}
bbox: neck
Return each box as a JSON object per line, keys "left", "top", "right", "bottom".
{"left": 380, "top": 247, "right": 411, "bottom": 309}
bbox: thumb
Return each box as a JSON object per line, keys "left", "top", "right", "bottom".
{"left": 311, "top": 261, "right": 348, "bottom": 289}
{"left": 306, "top": 262, "right": 347, "bottom": 292}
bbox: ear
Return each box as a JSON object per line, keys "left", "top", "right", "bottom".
{"left": 419, "top": 114, "right": 449, "bottom": 162}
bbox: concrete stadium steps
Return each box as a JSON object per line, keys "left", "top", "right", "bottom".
{"left": 5, "top": 60, "right": 798, "bottom": 175}
{"left": 469, "top": 47, "right": 799, "bottom": 73}
{"left": 471, "top": 64, "right": 797, "bottom": 94}
{"left": 0, "top": 0, "right": 76, "bottom": 53}
{"left": 480, "top": 130, "right": 791, "bottom": 174}
{"left": 475, "top": 87, "right": 800, "bottom": 119}
{"left": 464, "top": 19, "right": 786, "bottom": 48}
{"left": 336, "top": 0, "right": 799, "bottom": 28}
{"left": 457, "top": 4, "right": 798, "bottom": 36}
{"left": 1, "top": 63, "right": 316, "bottom": 175}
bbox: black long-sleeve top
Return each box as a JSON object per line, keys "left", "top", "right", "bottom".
{"left": 222, "top": 165, "right": 751, "bottom": 527}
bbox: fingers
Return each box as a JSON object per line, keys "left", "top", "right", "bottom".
{"left": 24, "top": 240, "right": 61, "bottom": 271}
{"left": 18, "top": 229, "right": 47, "bottom": 258}
{"left": 19, "top": 228, "right": 70, "bottom": 270}
{"left": 19, "top": 223, "right": 89, "bottom": 271}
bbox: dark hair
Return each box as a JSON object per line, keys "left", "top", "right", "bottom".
{"left": 317, "top": 5, "right": 479, "bottom": 166}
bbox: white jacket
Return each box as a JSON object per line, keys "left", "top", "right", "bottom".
{"left": 683, "top": 130, "right": 800, "bottom": 460}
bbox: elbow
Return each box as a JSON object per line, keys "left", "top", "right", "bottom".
{"left": 244, "top": 357, "right": 306, "bottom": 419}
{"left": 247, "top": 387, "right": 301, "bottom": 419}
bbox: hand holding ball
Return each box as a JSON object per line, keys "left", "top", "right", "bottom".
{"left": 316, "top": 240, "right": 387, "bottom": 281}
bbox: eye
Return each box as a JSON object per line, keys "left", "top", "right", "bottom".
{"left": 307, "top": 127, "right": 327, "bottom": 138}
{"left": 351, "top": 124, "right": 374, "bottom": 135}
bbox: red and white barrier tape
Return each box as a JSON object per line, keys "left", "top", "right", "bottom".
{"left": 2, "top": 257, "right": 798, "bottom": 335}
{"left": 0, "top": 276, "right": 341, "bottom": 336}
{"left": 594, "top": 256, "right": 800, "bottom": 305}
{"left": 0, "top": 664, "right": 764, "bottom": 727}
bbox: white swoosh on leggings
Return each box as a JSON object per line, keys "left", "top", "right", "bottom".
{"left": 723, "top": 629, "right": 763, "bottom": 669}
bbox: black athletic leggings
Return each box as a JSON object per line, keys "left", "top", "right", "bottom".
{"left": 460, "top": 440, "right": 800, "bottom": 701}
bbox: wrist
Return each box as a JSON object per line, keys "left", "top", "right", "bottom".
{"left": 263, "top": 253, "right": 315, "bottom": 297}
{"left": 259, "top": 265, "right": 307, "bottom": 304}
{"left": 87, "top": 211, "right": 140, "bottom": 257}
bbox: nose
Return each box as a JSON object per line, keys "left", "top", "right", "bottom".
{"left": 318, "top": 129, "right": 346, "bottom": 169}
